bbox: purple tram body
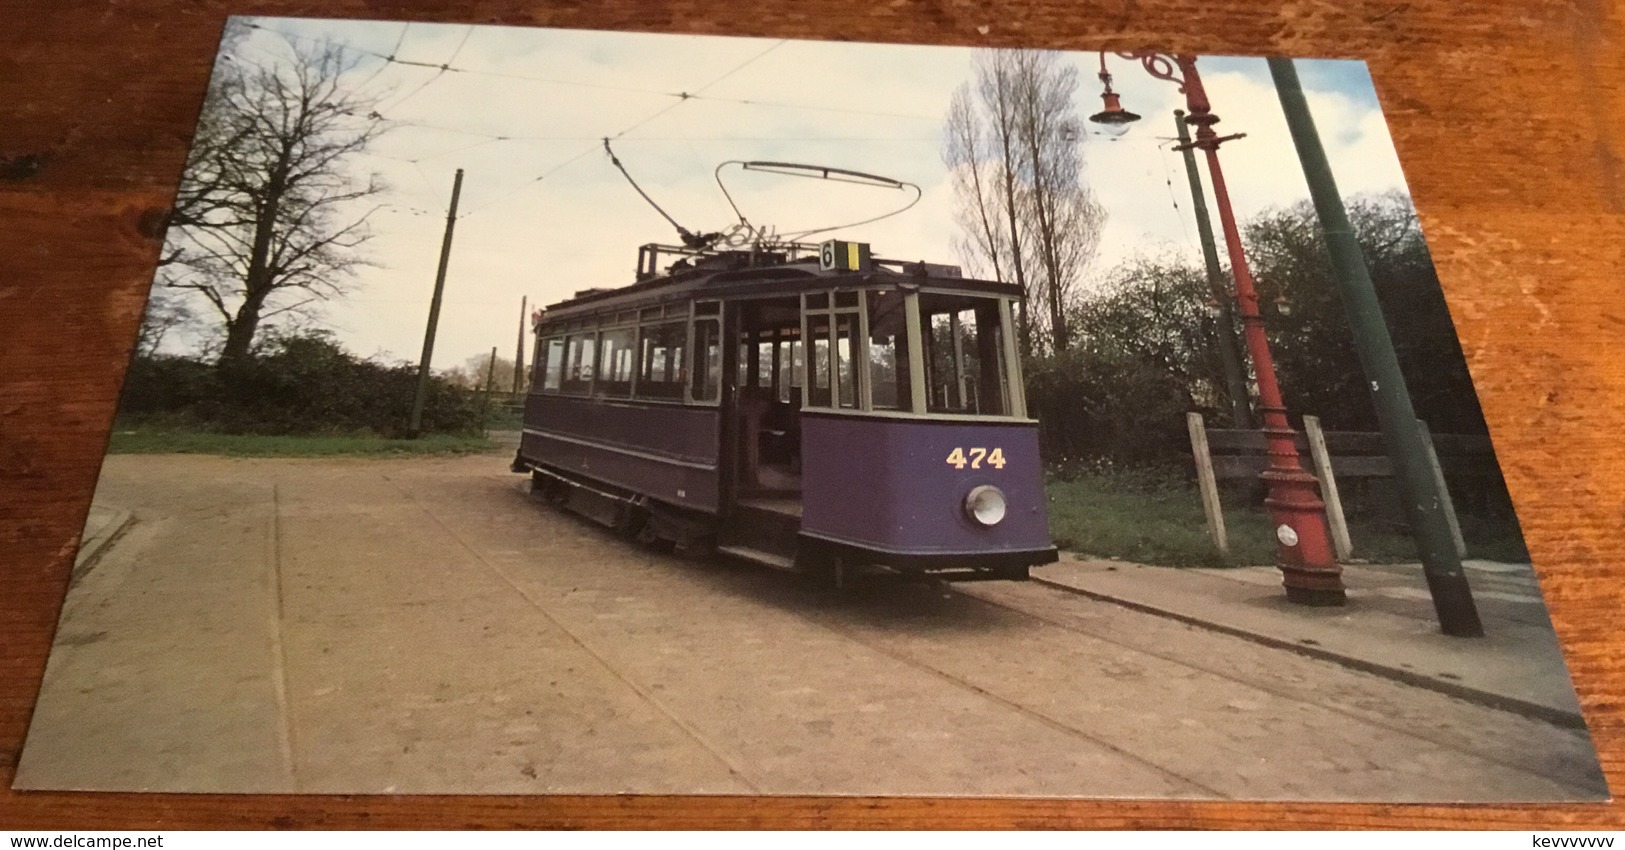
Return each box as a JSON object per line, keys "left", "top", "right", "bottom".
{"left": 513, "top": 241, "right": 1059, "bottom": 584}
{"left": 799, "top": 412, "right": 1051, "bottom": 571}
{"left": 521, "top": 394, "right": 721, "bottom": 513}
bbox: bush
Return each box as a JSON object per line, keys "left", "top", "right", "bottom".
{"left": 1025, "top": 347, "right": 1197, "bottom": 467}
{"left": 118, "top": 332, "right": 484, "bottom": 437}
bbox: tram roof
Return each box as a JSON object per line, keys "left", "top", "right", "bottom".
{"left": 538, "top": 244, "right": 1022, "bottom": 324}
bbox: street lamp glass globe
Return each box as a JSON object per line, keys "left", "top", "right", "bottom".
{"left": 1088, "top": 90, "right": 1142, "bottom": 138}
{"left": 1090, "top": 119, "right": 1134, "bottom": 138}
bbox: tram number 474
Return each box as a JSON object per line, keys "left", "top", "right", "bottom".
{"left": 946, "top": 447, "right": 1007, "bottom": 470}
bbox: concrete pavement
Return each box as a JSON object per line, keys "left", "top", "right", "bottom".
{"left": 1029, "top": 557, "right": 1587, "bottom": 726}
{"left": 72, "top": 504, "right": 130, "bottom": 582}
{"left": 14, "top": 454, "right": 1608, "bottom": 800}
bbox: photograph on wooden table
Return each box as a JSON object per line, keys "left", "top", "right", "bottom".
{"left": 17, "top": 15, "right": 1606, "bottom": 801}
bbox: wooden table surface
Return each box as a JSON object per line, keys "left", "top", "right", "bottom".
{"left": 3, "top": 0, "right": 1623, "bottom": 830}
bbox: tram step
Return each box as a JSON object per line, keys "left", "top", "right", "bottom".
{"left": 715, "top": 543, "right": 798, "bottom": 573}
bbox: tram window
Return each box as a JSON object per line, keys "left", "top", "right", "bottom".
{"left": 540, "top": 338, "right": 565, "bottom": 392}
{"left": 561, "top": 335, "right": 596, "bottom": 395}
{"left": 866, "top": 291, "right": 911, "bottom": 411}
{"left": 636, "top": 321, "right": 686, "bottom": 401}
{"left": 806, "top": 293, "right": 829, "bottom": 310}
{"left": 691, "top": 318, "right": 721, "bottom": 403}
{"left": 808, "top": 315, "right": 832, "bottom": 407}
{"left": 834, "top": 313, "right": 857, "bottom": 409}
{"left": 834, "top": 291, "right": 859, "bottom": 308}
{"left": 756, "top": 341, "right": 775, "bottom": 388}
{"left": 779, "top": 339, "right": 803, "bottom": 403}
{"left": 596, "top": 327, "right": 636, "bottom": 397}
{"left": 695, "top": 301, "right": 721, "bottom": 316}
{"left": 919, "top": 295, "right": 1008, "bottom": 416}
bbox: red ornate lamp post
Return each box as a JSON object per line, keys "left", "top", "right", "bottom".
{"left": 1090, "top": 52, "right": 1346, "bottom": 606}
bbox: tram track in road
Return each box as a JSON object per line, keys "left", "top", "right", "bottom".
{"left": 948, "top": 579, "right": 1602, "bottom": 797}
{"left": 380, "top": 473, "right": 766, "bottom": 794}
{"left": 394, "top": 466, "right": 1598, "bottom": 798}
{"left": 786, "top": 585, "right": 1229, "bottom": 799}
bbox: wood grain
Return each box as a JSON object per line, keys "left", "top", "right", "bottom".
{"left": 3, "top": 0, "right": 1623, "bottom": 829}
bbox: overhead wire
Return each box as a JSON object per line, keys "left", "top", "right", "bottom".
{"left": 1156, "top": 137, "right": 1197, "bottom": 253}
{"left": 247, "top": 22, "right": 931, "bottom": 122}
{"left": 357, "top": 22, "right": 409, "bottom": 87}
{"left": 457, "top": 39, "right": 787, "bottom": 219}
{"left": 378, "top": 24, "right": 475, "bottom": 112}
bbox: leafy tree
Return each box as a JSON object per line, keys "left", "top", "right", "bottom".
{"left": 1073, "top": 255, "right": 1234, "bottom": 416}
{"left": 1243, "top": 191, "right": 1486, "bottom": 434}
{"left": 157, "top": 26, "right": 388, "bottom": 366}
{"left": 1037, "top": 191, "right": 1491, "bottom": 465}
{"left": 443, "top": 352, "right": 520, "bottom": 392}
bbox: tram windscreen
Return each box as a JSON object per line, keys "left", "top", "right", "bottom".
{"left": 540, "top": 338, "right": 564, "bottom": 392}
{"left": 867, "top": 290, "right": 911, "bottom": 411}
{"left": 919, "top": 293, "right": 1009, "bottom": 416}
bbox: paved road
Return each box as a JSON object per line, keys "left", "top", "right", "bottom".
{"left": 15, "top": 454, "right": 1607, "bottom": 800}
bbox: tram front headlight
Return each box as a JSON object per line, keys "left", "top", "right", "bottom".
{"left": 964, "top": 485, "right": 1008, "bottom": 527}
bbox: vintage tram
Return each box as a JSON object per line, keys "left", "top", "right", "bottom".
{"left": 511, "top": 239, "right": 1057, "bottom": 584}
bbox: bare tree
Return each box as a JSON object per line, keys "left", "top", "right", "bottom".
{"left": 158, "top": 30, "right": 388, "bottom": 366}
{"left": 134, "top": 288, "right": 197, "bottom": 357}
{"left": 942, "top": 49, "right": 1105, "bottom": 354}
{"left": 944, "top": 86, "right": 1010, "bottom": 287}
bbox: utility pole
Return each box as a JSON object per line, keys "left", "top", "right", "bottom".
{"left": 408, "top": 168, "right": 464, "bottom": 439}
{"left": 513, "top": 295, "right": 527, "bottom": 395}
{"left": 1268, "top": 58, "right": 1483, "bottom": 636}
{"left": 1175, "top": 109, "right": 1252, "bottom": 429}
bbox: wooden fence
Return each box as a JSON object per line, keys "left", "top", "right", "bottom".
{"left": 1187, "top": 413, "right": 1496, "bottom": 560}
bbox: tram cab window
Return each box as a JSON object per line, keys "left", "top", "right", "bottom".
{"left": 919, "top": 293, "right": 1009, "bottom": 416}
{"left": 561, "top": 335, "right": 596, "bottom": 395}
{"left": 804, "top": 293, "right": 859, "bottom": 410}
{"left": 807, "top": 314, "right": 832, "bottom": 407}
{"left": 867, "top": 290, "right": 912, "bottom": 411}
{"left": 596, "top": 327, "right": 636, "bottom": 398}
{"left": 540, "top": 338, "right": 565, "bottom": 392}
{"left": 691, "top": 315, "right": 722, "bottom": 403}
{"left": 636, "top": 321, "right": 686, "bottom": 401}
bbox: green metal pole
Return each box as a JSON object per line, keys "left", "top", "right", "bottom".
{"left": 408, "top": 168, "right": 464, "bottom": 439}
{"left": 1267, "top": 58, "right": 1483, "bottom": 637}
{"left": 1175, "top": 109, "right": 1253, "bottom": 430}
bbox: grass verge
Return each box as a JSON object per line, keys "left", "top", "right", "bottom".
{"left": 1045, "top": 468, "right": 1529, "bottom": 567}
{"left": 107, "top": 429, "right": 506, "bottom": 457}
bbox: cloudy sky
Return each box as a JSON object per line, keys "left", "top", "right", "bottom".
{"left": 171, "top": 17, "right": 1412, "bottom": 371}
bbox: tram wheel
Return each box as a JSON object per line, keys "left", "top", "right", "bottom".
{"left": 637, "top": 526, "right": 678, "bottom": 554}
{"left": 531, "top": 472, "right": 568, "bottom": 505}
{"left": 805, "top": 550, "right": 852, "bottom": 592}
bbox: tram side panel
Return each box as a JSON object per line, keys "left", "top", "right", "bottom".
{"left": 521, "top": 394, "right": 722, "bottom": 513}
{"left": 798, "top": 411, "right": 1056, "bottom": 570}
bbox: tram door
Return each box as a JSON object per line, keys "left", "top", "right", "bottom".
{"left": 729, "top": 297, "right": 804, "bottom": 498}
